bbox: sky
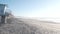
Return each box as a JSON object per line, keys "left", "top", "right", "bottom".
{"left": 0, "top": 0, "right": 60, "bottom": 18}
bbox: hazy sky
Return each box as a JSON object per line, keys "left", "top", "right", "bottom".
{"left": 0, "top": 0, "right": 60, "bottom": 18}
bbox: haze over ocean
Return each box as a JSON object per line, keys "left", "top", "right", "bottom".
{"left": 0, "top": 0, "right": 60, "bottom": 22}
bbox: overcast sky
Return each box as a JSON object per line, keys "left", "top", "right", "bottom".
{"left": 0, "top": 0, "right": 60, "bottom": 18}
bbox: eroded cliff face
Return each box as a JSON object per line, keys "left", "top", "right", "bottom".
{"left": 0, "top": 15, "right": 60, "bottom": 34}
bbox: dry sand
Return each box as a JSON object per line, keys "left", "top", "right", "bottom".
{"left": 0, "top": 17, "right": 60, "bottom": 34}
